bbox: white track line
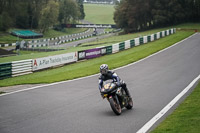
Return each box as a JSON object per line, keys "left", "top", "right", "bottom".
{"left": 136, "top": 74, "right": 200, "bottom": 133}
{"left": 0, "top": 33, "right": 197, "bottom": 97}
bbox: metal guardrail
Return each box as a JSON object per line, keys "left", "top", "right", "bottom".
{"left": 12, "top": 59, "right": 32, "bottom": 77}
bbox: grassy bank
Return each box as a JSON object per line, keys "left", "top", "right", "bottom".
{"left": 0, "top": 27, "right": 182, "bottom": 63}
{"left": 151, "top": 81, "right": 200, "bottom": 133}
{"left": 0, "top": 28, "right": 87, "bottom": 44}
{"left": 84, "top": 4, "right": 115, "bottom": 24}
{"left": 0, "top": 30, "right": 194, "bottom": 87}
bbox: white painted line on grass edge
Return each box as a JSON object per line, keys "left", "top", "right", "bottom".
{"left": 136, "top": 74, "right": 200, "bottom": 133}
{"left": 0, "top": 33, "right": 197, "bottom": 97}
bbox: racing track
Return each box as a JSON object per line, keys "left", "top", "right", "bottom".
{"left": 0, "top": 33, "right": 200, "bottom": 133}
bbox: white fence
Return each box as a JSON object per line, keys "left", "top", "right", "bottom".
{"left": 12, "top": 59, "right": 32, "bottom": 77}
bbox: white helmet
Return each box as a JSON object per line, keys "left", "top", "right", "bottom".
{"left": 100, "top": 64, "right": 108, "bottom": 74}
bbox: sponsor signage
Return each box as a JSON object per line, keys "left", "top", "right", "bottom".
{"left": 101, "top": 47, "right": 107, "bottom": 55}
{"left": 33, "top": 52, "right": 77, "bottom": 71}
{"left": 61, "top": 24, "right": 117, "bottom": 29}
{"left": 85, "top": 48, "right": 101, "bottom": 59}
{"left": 78, "top": 51, "right": 86, "bottom": 60}
{"left": 78, "top": 48, "right": 102, "bottom": 60}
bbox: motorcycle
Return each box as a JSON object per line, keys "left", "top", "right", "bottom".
{"left": 100, "top": 82, "right": 133, "bottom": 115}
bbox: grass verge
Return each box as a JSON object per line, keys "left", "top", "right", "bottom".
{"left": 0, "top": 91, "right": 6, "bottom": 94}
{"left": 151, "top": 81, "right": 200, "bottom": 133}
{"left": 0, "top": 28, "right": 87, "bottom": 44}
{"left": 84, "top": 4, "right": 115, "bottom": 24}
{"left": 0, "top": 30, "right": 194, "bottom": 87}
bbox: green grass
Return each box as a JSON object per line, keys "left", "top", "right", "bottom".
{"left": 80, "top": 27, "right": 173, "bottom": 47}
{"left": 0, "top": 30, "right": 194, "bottom": 87}
{"left": 0, "top": 27, "right": 176, "bottom": 63}
{"left": 0, "top": 28, "right": 87, "bottom": 44}
{"left": 43, "top": 28, "right": 87, "bottom": 38}
{"left": 0, "top": 23, "right": 198, "bottom": 64}
{"left": 0, "top": 32, "right": 19, "bottom": 44}
{"left": 0, "top": 50, "right": 69, "bottom": 63}
{"left": 84, "top": 4, "right": 115, "bottom": 24}
{"left": 0, "top": 91, "right": 6, "bottom": 94}
{"left": 151, "top": 82, "right": 200, "bottom": 133}
{"left": 175, "top": 23, "right": 200, "bottom": 30}
{"left": 14, "top": 50, "right": 41, "bottom": 55}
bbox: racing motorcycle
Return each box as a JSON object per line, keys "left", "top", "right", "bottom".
{"left": 100, "top": 82, "right": 133, "bottom": 115}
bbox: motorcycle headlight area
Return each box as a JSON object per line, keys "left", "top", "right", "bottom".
{"left": 101, "top": 88, "right": 105, "bottom": 92}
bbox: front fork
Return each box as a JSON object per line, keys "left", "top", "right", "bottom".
{"left": 108, "top": 95, "right": 120, "bottom": 107}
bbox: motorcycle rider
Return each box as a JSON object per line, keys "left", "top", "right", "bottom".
{"left": 98, "top": 64, "right": 132, "bottom": 98}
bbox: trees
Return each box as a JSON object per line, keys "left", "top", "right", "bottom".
{"left": 0, "top": 12, "right": 13, "bottom": 31}
{"left": 39, "top": 0, "right": 59, "bottom": 33}
{"left": 0, "top": 0, "right": 85, "bottom": 32}
{"left": 58, "top": 0, "right": 81, "bottom": 24}
{"left": 114, "top": 0, "right": 200, "bottom": 33}
{"left": 77, "top": 0, "right": 85, "bottom": 20}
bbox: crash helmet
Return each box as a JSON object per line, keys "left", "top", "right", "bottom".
{"left": 100, "top": 64, "right": 108, "bottom": 74}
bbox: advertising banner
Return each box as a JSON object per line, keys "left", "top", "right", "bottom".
{"left": 78, "top": 51, "right": 86, "bottom": 60}
{"left": 85, "top": 48, "right": 101, "bottom": 59}
{"left": 32, "top": 52, "right": 77, "bottom": 71}
{"left": 61, "top": 24, "right": 117, "bottom": 29}
{"left": 101, "top": 47, "right": 107, "bottom": 55}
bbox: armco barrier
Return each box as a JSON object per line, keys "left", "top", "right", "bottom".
{"left": 0, "top": 28, "right": 176, "bottom": 80}
{"left": 0, "top": 63, "right": 12, "bottom": 79}
{"left": 12, "top": 59, "right": 32, "bottom": 77}
{"left": 125, "top": 40, "right": 131, "bottom": 49}
{"left": 112, "top": 43, "right": 120, "bottom": 53}
{"left": 135, "top": 38, "right": 140, "bottom": 46}
{"left": 119, "top": 42, "right": 125, "bottom": 51}
{"left": 157, "top": 32, "right": 160, "bottom": 39}
{"left": 143, "top": 36, "right": 148, "bottom": 44}
{"left": 139, "top": 37, "right": 144, "bottom": 44}
{"left": 106, "top": 46, "right": 112, "bottom": 54}
{"left": 154, "top": 34, "right": 157, "bottom": 40}
{"left": 130, "top": 40, "right": 135, "bottom": 47}
{"left": 148, "top": 36, "right": 151, "bottom": 42}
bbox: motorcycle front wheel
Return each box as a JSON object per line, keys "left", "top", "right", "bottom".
{"left": 109, "top": 97, "right": 122, "bottom": 115}
{"left": 126, "top": 97, "right": 133, "bottom": 109}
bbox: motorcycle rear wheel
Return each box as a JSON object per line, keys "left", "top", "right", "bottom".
{"left": 109, "top": 97, "right": 122, "bottom": 115}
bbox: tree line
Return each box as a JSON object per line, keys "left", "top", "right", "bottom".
{"left": 0, "top": 0, "right": 85, "bottom": 33}
{"left": 114, "top": 0, "right": 200, "bottom": 33}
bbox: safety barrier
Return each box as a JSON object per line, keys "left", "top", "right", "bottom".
{"left": 0, "top": 29, "right": 92, "bottom": 48}
{"left": 12, "top": 59, "right": 32, "bottom": 77}
{"left": 0, "top": 28, "right": 120, "bottom": 48}
{"left": 0, "top": 28, "right": 176, "bottom": 80}
{"left": 0, "top": 62, "right": 12, "bottom": 79}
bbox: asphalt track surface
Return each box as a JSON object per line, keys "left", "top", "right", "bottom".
{"left": 0, "top": 33, "right": 200, "bottom": 133}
